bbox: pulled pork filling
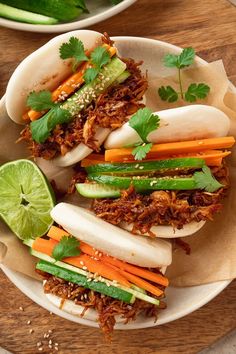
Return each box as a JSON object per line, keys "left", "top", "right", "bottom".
{"left": 40, "top": 272, "right": 165, "bottom": 339}
{"left": 92, "top": 166, "right": 229, "bottom": 236}
{"left": 19, "top": 58, "right": 147, "bottom": 160}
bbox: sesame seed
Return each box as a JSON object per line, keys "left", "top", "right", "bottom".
{"left": 38, "top": 348, "right": 43, "bottom": 351}
{"left": 49, "top": 340, "right": 52, "bottom": 345}
{"left": 87, "top": 278, "right": 92, "bottom": 282}
{"left": 82, "top": 266, "right": 87, "bottom": 270}
{"left": 80, "top": 261, "right": 84, "bottom": 266}
{"left": 27, "top": 320, "right": 31, "bottom": 325}
{"left": 48, "top": 330, "right": 53, "bottom": 333}
{"left": 135, "top": 164, "right": 139, "bottom": 168}
{"left": 55, "top": 343, "right": 59, "bottom": 346}
{"left": 29, "top": 329, "right": 34, "bottom": 334}
{"left": 55, "top": 347, "right": 59, "bottom": 351}
{"left": 49, "top": 344, "right": 53, "bottom": 349}
{"left": 37, "top": 342, "right": 42, "bottom": 347}
{"left": 19, "top": 306, "right": 24, "bottom": 311}
{"left": 95, "top": 250, "right": 99, "bottom": 255}
{"left": 139, "top": 166, "right": 144, "bottom": 170}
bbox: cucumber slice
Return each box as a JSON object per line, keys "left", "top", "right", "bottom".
{"left": 1, "top": 0, "right": 83, "bottom": 21}
{"left": 86, "top": 158, "right": 205, "bottom": 176}
{"left": 114, "top": 70, "right": 131, "bottom": 85}
{"left": 37, "top": 260, "right": 135, "bottom": 304}
{"left": 25, "top": 240, "right": 160, "bottom": 306}
{"left": 0, "top": 3, "right": 58, "bottom": 24}
{"left": 62, "top": 57, "right": 127, "bottom": 116}
{"left": 88, "top": 174, "right": 197, "bottom": 191}
{"left": 76, "top": 183, "right": 121, "bottom": 198}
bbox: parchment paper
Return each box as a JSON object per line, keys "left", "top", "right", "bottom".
{"left": 0, "top": 60, "right": 236, "bottom": 287}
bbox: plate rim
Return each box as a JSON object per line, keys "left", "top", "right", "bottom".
{"left": 0, "top": 0, "right": 136, "bottom": 33}
{"left": 0, "top": 35, "right": 233, "bottom": 330}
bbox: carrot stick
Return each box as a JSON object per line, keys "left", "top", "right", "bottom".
{"left": 105, "top": 137, "right": 235, "bottom": 162}
{"left": 119, "top": 270, "right": 163, "bottom": 297}
{"left": 46, "top": 226, "right": 168, "bottom": 288}
{"left": 23, "top": 45, "right": 116, "bottom": 122}
{"left": 101, "top": 256, "right": 168, "bottom": 287}
{"left": 81, "top": 153, "right": 106, "bottom": 167}
{"left": 47, "top": 226, "right": 70, "bottom": 240}
{"left": 64, "top": 254, "right": 131, "bottom": 287}
{"left": 32, "top": 238, "right": 58, "bottom": 257}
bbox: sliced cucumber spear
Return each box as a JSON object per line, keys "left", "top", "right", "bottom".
{"left": 76, "top": 183, "right": 121, "bottom": 198}
{"left": 37, "top": 260, "right": 135, "bottom": 304}
{"left": 86, "top": 158, "right": 205, "bottom": 176}
{"left": 88, "top": 174, "right": 197, "bottom": 191}
{"left": 0, "top": 3, "right": 58, "bottom": 24}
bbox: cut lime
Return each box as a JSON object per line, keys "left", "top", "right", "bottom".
{"left": 0, "top": 159, "right": 55, "bottom": 240}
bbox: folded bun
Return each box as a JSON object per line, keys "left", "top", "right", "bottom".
{"left": 50, "top": 203, "right": 172, "bottom": 268}
{"left": 104, "top": 105, "right": 230, "bottom": 149}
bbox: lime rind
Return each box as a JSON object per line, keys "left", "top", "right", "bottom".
{"left": 0, "top": 159, "right": 55, "bottom": 239}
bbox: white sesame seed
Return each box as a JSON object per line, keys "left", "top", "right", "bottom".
{"left": 49, "top": 344, "right": 53, "bottom": 349}
{"left": 49, "top": 340, "right": 52, "bottom": 345}
{"left": 48, "top": 330, "right": 53, "bottom": 333}
{"left": 38, "top": 348, "right": 43, "bottom": 351}
{"left": 82, "top": 266, "right": 87, "bottom": 270}
{"left": 55, "top": 343, "right": 59, "bottom": 346}
{"left": 139, "top": 166, "right": 144, "bottom": 170}
{"left": 55, "top": 347, "right": 59, "bottom": 351}
{"left": 80, "top": 261, "right": 84, "bottom": 266}
{"left": 29, "top": 329, "right": 34, "bottom": 334}
{"left": 37, "top": 342, "right": 42, "bottom": 347}
{"left": 19, "top": 306, "right": 24, "bottom": 311}
{"left": 87, "top": 278, "right": 92, "bottom": 282}
{"left": 27, "top": 320, "right": 31, "bottom": 325}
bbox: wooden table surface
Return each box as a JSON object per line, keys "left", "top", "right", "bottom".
{"left": 1, "top": 0, "right": 236, "bottom": 353}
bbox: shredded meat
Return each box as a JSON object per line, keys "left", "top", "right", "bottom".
{"left": 19, "top": 57, "right": 147, "bottom": 160}
{"left": 91, "top": 166, "right": 229, "bottom": 236}
{"left": 39, "top": 272, "right": 165, "bottom": 340}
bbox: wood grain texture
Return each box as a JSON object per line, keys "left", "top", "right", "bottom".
{"left": 0, "top": 0, "right": 236, "bottom": 353}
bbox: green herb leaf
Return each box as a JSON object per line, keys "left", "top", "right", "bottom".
{"left": 59, "top": 37, "right": 88, "bottom": 71}
{"left": 158, "top": 86, "right": 178, "bottom": 102}
{"left": 91, "top": 46, "right": 111, "bottom": 69}
{"left": 52, "top": 236, "right": 81, "bottom": 262}
{"left": 73, "top": 0, "right": 89, "bottom": 12}
{"left": 129, "top": 108, "right": 160, "bottom": 143}
{"left": 132, "top": 143, "right": 153, "bottom": 161}
{"left": 185, "top": 83, "right": 210, "bottom": 102}
{"left": 84, "top": 67, "right": 99, "bottom": 84}
{"left": 193, "top": 165, "right": 223, "bottom": 192}
{"left": 27, "top": 91, "right": 55, "bottom": 111}
{"left": 30, "top": 105, "right": 71, "bottom": 144}
{"left": 164, "top": 47, "right": 195, "bottom": 69}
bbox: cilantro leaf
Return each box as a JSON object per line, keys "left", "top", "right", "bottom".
{"left": 59, "top": 37, "right": 88, "bottom": 71}
{"left": 27, "top": 91, "right": 55, "bottom": 111}
{"left": 52, "top": 236, "right": 81, "bottom": 262}
{"left": 164, "top": 47, "right": 195, "bottom": 69}
{"left": 30, "top": 105, "right": 71, "bottom": 143}
{"left": 84, "top": 67, "right": 99, "bottom": 84}
{"left": 132, "top": 143, "right": 153, "bottom": 160}
{"left": 185, "top": 83, "right": 210, "bottom": 102}
{"left": 158, "top": 86, "right": 178, "bottom": 102}
{"left": 91, "top": 46, "right": 111, "bottom": 69}
{"left": 193, "top": 165, "right": 223, "bottom": 192}
{"left": 129, "top": 108, "right": 160, "bottom": 143}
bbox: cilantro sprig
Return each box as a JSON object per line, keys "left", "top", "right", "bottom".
{"left": 59, "top": 37, "right": 88, "bottom": 72}
{"left": 84, "top": 46, "right": 111, "bottom": 84}
{"left": 193, "top": 165, "right": 223, "bottom": 192}
{"left": 129, "top": 108, "right": 160, "bottom": 160}
{"left": 28, "top": 91, "right": 71, "bottom": 144}
{"left": 52, "top": 235, "right": 81, "bottom": 262}
{"left": 158, "top": 47, "right": 210, "bottom": 103}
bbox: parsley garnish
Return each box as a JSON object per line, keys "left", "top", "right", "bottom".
{"left": 158, "top": 47, "right": 210, "bottom": 103}
{"left": 59, "top": 37, "right": 88, "bottom": 72}
{"left": 28, "top": 91, "right": 71, "bottom": 144}
{"left": 129, "top": 108, "right": 160, "bottom": 160}
{"left": 84, "top": 46, "right": 111, "bottom": 84}
{"left": 193, "top": 165, "right": 223, "bottom": 192}
{"left": 52, "top": 235, "right": 81, "bottom": 262}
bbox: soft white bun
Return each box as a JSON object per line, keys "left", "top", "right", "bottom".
{"left": 50, "top": 202, "right": 172, "bottom": 267}
{"left": 6, "top": 30, "right": 103, "bottom": 124}
{"left": 52, "top": 128, "right": 110, "bottom": 167}
{"left": 104, "top": 105, "right": 230, "bottom": 149}
{"left": 120, "top": 220, "right": 206, "bottom": 238}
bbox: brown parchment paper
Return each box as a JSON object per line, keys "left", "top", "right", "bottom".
{"left": 0, "top": 60, "right": 236, "bottom": 287}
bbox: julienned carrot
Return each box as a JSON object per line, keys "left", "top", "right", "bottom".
{"left": 46, "top": 226, "right": 169, "bottom": 287}
{"left": 119, "top": 270, "right": 163, "bottom": 297}
{"left": 23, "top": 45, "right": 116, "bottom": 122}
{"left": 101, "top": 256, "right": 168, "bottom": 287}
{"left": 64, "top": 254, "right": 131, "bottom": 288}
{"left": 105, "top": 137, "right": 235, "bottom": 162}
{"left": 47, "top": 225, "right": 70, "bottom": 240}
{"left": 81, "top": 153, "right": 105, "bottom": 167}
{"left": 32, "top": 236, "right": 131, "bottom": 287}
{"left": 32, "top": 238, "right": 58, "bottom": 257}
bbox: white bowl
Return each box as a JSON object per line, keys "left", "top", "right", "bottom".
{"left": 0, "top": 0, "right": 136, "bottom": 33}
{"left": 0, "top": 35, "right": 231, "bottom": 329}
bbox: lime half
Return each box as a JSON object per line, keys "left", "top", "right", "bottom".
{"left": 0, "top": 159, "right": 55, "bottom": 240}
